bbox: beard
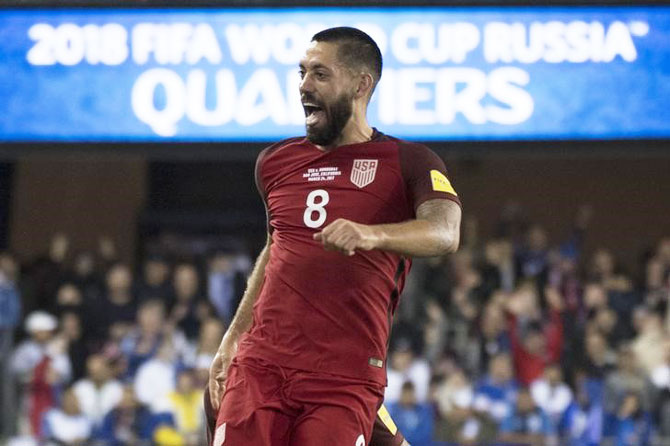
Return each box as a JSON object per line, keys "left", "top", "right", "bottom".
{"left": 304, "top": 92, "right": 353, "bottom": 146}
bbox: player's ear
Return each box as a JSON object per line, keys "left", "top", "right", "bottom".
{"left": 355, "top": 72, "right": 374, "bottom": 100}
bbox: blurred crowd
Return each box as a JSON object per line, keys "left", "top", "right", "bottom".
{"left": 0, "top": 234, "right": 250, "bottom": 446}
{"left": 1, "top": 204, "right": 670, "bottom": 446}
{"left": 384, "top": 205, "right": 670, "bottom": 446}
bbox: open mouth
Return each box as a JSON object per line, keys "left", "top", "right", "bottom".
{"left": 303, "top": 103, "right": 325, "bottom": 126}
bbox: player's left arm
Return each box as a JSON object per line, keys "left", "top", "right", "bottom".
{"left": 314, "top": 198, "right": 460, "bottom": 257}
{"left": 315, "top": 143, "right": 461, "bottom": 258}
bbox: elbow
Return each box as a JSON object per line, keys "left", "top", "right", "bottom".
{"left": 445, "top": 233, "right": 460, "bottom": 254}
{"left": 436, "top": 228, "right": 460, "bottom": 255}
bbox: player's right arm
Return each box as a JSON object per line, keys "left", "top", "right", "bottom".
{"left": 208, "top": 232, "right": 271, "bottom": 411}
{"left": 208, "top": 144, "right": 279, "bottom": 410}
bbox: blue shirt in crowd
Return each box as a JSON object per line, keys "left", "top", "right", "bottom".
{"left": 473, "top": 376, "right": 518, "bottom": 422}
{"left": 387, "top": 402, "right": 435, "bottom": 446}
{"left": 0, "top": 280, "right": 20, "bottom": 329}
{"left": 561, "top": 401, "right": 604, "bottom": 446}
{"left": 500, "top": 407, "right": 552, "bottom": 437}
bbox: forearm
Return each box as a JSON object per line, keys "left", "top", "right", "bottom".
{"left": 217, "top": 235, "right": 271, "bottom": 351}
{"left": 372, "top": 218, "right": 458, "bottom": 257}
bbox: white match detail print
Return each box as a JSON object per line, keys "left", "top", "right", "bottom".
{"left": 213, "top": 423, "right": 226, "bottom": 446}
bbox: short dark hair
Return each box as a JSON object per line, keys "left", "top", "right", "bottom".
{"left": 311, "top": 27, "right": 383, "bottom": 93}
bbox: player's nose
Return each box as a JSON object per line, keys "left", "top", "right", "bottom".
{"left": 299, "top": 74, "right": 314, "bottom": 95}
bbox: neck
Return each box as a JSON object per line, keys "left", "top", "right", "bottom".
{"left": 316, "top": 106, "right": 373, "bottom": 151}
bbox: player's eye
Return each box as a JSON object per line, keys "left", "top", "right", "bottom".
{"left": 298, "top": 70, "right": 306, "bottom": 79}
{"left": 315, "top": 72, "right": 327, "bottom": 80}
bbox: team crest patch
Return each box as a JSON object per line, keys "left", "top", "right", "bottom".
{"left": 350, "top": 160, "right": 378, "bottom": 188}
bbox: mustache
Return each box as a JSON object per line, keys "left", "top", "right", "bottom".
{"left": 301, "top": 93, "right": 323, "bottom": 106}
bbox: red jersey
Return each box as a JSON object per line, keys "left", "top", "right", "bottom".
{"left": 236, "top": 129, "right": 460, "bottom": 386}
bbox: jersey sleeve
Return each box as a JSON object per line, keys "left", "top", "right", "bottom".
{"left": 255, "top": 146, "right": 272, "bottom": 234}
{"left": 398, "top": 141, "right": 461, "bottom": 212}
{"left": 254, "top": 148, "right": 269, "bottom": 201}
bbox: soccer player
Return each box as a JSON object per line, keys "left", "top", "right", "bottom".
{"left": 208, "top": 27, "right": 461, "bottom": 446}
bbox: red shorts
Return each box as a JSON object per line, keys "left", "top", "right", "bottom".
{"left": 210, "top": 357, "right": 384, "bottom": 446}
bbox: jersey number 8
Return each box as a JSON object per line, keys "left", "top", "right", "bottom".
{"left": 303, "top": 189, "right": 329, "bottom": 228}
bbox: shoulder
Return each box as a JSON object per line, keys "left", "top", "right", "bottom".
{"left": 374, "top": 132, "right": 434, "bottom": 155}
{"left": 396, "top": 140, "right": 444, "bottom": 167}
{"left": 255, "top": 137, "right": 306, "bottom": 193}
{"left": 257, "top": 136, "right": 305, "bottom": 167}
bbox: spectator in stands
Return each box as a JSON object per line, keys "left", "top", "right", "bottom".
{"left": 481, "top": 239, "right": 515, "bottom": 294}
{"left": 631, "top": 307, "right": 667, "bottom": 375}
{"left": 589, "top": 250, "right": 637, "bottom": 326}
{"left": 433, "top": 368, "right": 475, "bottom": 443}
{"left": 582, "top": 330, "right": 615, "bottom": 380}
{"left": 188, "top": 317, "right": 224, "bottom": 369}
{"left": 53, "top": 283, "right": 83, "bottom": 318}
{"left": 72, "top": 354, "right": 123, "bottom": 428}
{"left": 506, "top": 284, "right": 564, "bottom": 385}
{"left": 583, "top": 281, "right": 608, "bottom": 314}
{"left": 11, "top": 311, "right": 71, "bottom": 437}
{"left": 120, "top": 299, "right": 182, "bottom": 379}
{"left": 153, "top": 368, "right": 204, "bottom": 446}
{"left": 649, "top": 339, "right": 670, "bottom": 437}
{"left": 207, "top": 251, "right": 247, "bottom": 324}
{"left": 24, "top": 233, "right": 70, "bottom": 314}
{"left": 561, "top": 370, "right": 604, "bottom": 446}
{"left": 593, "top": 307, "right": 622, "bottom": 347}
{"left": 385, "top": 338, "right": 430, "bottom": 404}
{"left": 88, "top": 263, "right": 136, "bottom": 347}
{"left": 41, "top": 386, "right": 92, "bottom": 446}
{"left": 649, "top": 238, "right": 670, "bottom": 300}
{"left": 97, "top": 236, "right": 119, "bottom": 269}
{"left": 499, "top": 387, "right": 551, "bottom": 446}
{"left": 441, "top": 251, "right": 483, "bottom": 373}
{"left": 473, "top": 353, "right": 517, "bottom": 425}
{"left": 136, "top": 254, "right": 171, "bottom": 302}
{"left": 476, "top": 299, "right": 511, "bottom": 376}
{"left": 422, "top": 299, "right": 449, "bottom": 364}
{"left": 134, "top": 338, "right": 177, "bottom": 407}
{"left": 530, "top": 363, "right": 573, "bottom": 441}
{"left": 515, "top": 225, "right": 550, "bottom": 281}
{"left": 387, "top": 381, "right": 434, "bottom": 446}
{"left": 169, "top": 262, "right": 208, "bottom": 340}
{"left": 614, "top": 393, "right": 652, "bottom": 446}
{"left": 578, "top": 330, "right": 614, "bottom": 406}
{"left": 57, "top": 311, "right": 87, "bottom": 382}
{"left": 70, "top": 250, "right": 103, "bottom": 303}
{"left": 604, "top": 345, "right": 651, "bottom": 426}
{"left": 0, "top": 251, "right": 21, "bottom": 438}
{"left": 94, "top": 385, "right": 167, "bottom": 446}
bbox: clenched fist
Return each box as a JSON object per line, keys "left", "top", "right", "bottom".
{"left": 313, "top": 218, "right": 379, "bottom": 256}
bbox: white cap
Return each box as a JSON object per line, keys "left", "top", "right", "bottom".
{"left": 25, "top": 311, "right": 57, "bottom": 333}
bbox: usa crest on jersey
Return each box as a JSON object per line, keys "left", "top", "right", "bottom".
{"left": 350, "top": 159, "right": 379, "bottom": 188}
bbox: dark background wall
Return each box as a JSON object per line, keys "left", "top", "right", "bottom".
{"left": 0, "top": 163, "right": 13, "bottom": 251}
{"left": 9, "top": 155, "right": 146, "bottom": 264}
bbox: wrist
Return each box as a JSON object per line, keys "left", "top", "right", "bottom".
{"left": 366, "top": 224, "right": 386, "bottom": 251}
